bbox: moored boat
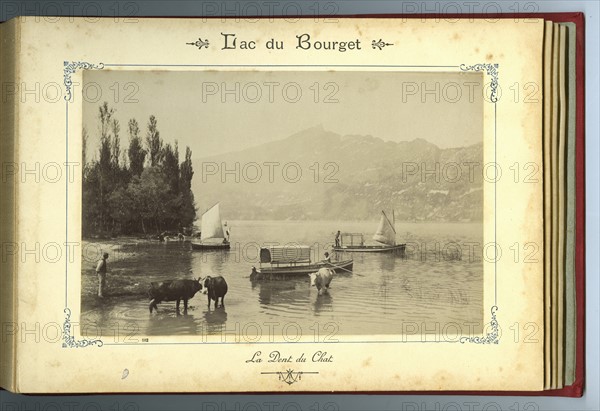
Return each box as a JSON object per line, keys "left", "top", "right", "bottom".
{"left": 190, "top": 203, "right": 231, "bottom": 250}
{"left": 332, "top": 210, "right": 406, "bottom": 254}
{"left": 164, "top": 234, "right": 192, "bottom": 242}
{"left": 251, "top": 245, "right": 353, "bottom": 280}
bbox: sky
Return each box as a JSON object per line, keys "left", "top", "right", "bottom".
{"left": 82, "top": 70, "right": 484, "bottom": 161}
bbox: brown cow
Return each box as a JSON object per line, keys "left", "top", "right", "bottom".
{"left": 148, "top": 278, "right": 201, "bottom": 314}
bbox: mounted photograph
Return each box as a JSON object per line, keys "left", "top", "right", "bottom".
{"left": 79, "top": 69, "right": 485, "bottom": 339}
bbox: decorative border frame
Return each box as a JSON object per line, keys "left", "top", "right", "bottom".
{"left": 62, "top": 60, "right": 500, "bottom": 350}
{"left": 63, "top": 61, "right": 106, "bottom": 349}
{"left": 458, "top": 62, "right": 500, "bottom": 346}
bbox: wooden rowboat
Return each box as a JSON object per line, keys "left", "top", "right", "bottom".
{"left": 191, "top": 240, "right": 230, "bottom": 250}
{"left": 332, "top": 243, "right": 406, "bottom": 253}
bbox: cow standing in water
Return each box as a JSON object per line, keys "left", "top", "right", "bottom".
{"left": 148, "top": 278, "right": 201, "bottom": 314}
{"left": 200, "top": 276, "right": 228, "bottom": 309}
{"left": 308, "top": 268, "right": 334, "bottom": 295}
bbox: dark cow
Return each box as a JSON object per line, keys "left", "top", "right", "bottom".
{"left": 200, "top": 276, "right": 228, "bottom": 309}
{"left": 148, "top": 278, "right": 201, "bottom": 314}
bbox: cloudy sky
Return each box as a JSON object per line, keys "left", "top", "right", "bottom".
{"left": 82, "top": 69, "right": 483, "bottom": 160}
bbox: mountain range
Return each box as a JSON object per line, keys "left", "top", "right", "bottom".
{"left": 192, "top": 126, "right": 483, "bottom": 222}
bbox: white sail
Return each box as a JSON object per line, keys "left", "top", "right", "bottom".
{"left": 372, "top": 211, "right": 396, "bottom": 246}
{"left": 200, "top": 203, "right": 226, "bottom": 241}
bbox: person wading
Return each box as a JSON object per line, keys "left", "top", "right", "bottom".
{"left": 96, "top": 252, "right": 109, "bottom": 298}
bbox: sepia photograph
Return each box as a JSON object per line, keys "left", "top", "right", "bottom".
{"left": 79, "top": 70, "right": 484, "bottom": 338}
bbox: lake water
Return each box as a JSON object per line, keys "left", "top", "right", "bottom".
{"left": 80, "top": 220, "right": 483, "bottom": 339}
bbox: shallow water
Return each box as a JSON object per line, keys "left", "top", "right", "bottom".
{"left": 81, "top": 220, "right": 483, "bottom": 338}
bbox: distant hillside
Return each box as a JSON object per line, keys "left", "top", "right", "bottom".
{"left": 192, "top": 126, "right": 483, "bottom": 222}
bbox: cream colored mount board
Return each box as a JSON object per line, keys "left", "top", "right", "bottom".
{"left": 1, "top": 17, "right": 546, "bottom": 393}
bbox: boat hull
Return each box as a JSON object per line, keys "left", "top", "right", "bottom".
{"left": 191, "top": 241, "right": 231, "bottom": 250}
{"left": 332, "top": 243, "right": 406, "bottom": 253}
{"left": 256, "top": 259, "right": 353, "bottom": 277}
{"left": 164, "top": 236, "right": 192, "bottom": 242}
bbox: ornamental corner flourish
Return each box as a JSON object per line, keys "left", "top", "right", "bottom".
{"left": 62, "top": 308, "right": 104, "bottom": 348}
{"left": 460, "top": 63, "right": 499, "bottom": 103}
{"left": 63, "top": 61, "right": 105, "bottom": 102}
{"left": 460, "top": 306, "right": 500, "bottom": 345}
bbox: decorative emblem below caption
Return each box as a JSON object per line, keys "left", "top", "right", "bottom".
{"left": 261, "top": 369, "right": 319, "bottom": 385}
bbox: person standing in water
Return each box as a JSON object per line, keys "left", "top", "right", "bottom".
{"left": 96, "top": 252, "right": 109, "bottom": 298}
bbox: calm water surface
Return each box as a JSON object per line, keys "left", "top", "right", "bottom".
{"left": 81, "top": 220, "right": 483, "bottom": 337}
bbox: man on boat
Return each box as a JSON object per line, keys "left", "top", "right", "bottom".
{"left": 323, "top": 252, "right": 331, "bottom": 263}
{"left": 96, "top": 252, "right": 109, "bottom": 298}
{"left": 334, "top": 230, "right": 341, "bottom": 247}
{"left": 224, "top": 221, "right": 230, "bottom": 242}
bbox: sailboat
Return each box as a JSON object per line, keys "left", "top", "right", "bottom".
{"left": 190, "top": 203, "right": 231, "bottom": 250}
{"left": 332, "top": 210, "right": 406, "bottom": 253}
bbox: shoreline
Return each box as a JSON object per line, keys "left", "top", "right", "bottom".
{"left": 82, "top": 238, "right": 159, "bottom": 264}
{"left": 81, "top": 238, "right": 195, "bottom": 312}
{"left": 81, "top": 238, "right": 161, "bottom": 311}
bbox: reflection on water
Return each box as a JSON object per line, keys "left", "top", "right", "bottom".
{"left": 146, "top": 311, "right": 201, "bottom": 336}
{"left": 203, "top": 309, "right": 229, "bottom": 334}
{"left": 81, "top": 221, "right": 483, "bottom": 336}
{"left": 312, "top": 293, "right": 333, "bottom": 316}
